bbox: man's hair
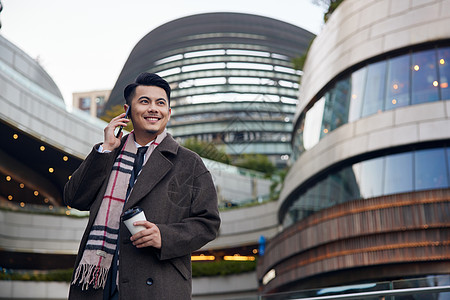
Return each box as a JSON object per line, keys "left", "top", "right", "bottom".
{"left": 123, "top": 72, "right": 171, "bottom": 106}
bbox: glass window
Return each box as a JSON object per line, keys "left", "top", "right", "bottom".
{"left": 303, "top": 97, "right": 325, "bottom": 150}
{"left": 384, "top": 152, "right": 413, "bottom": 194}
{"left": 79, "top": 97, "right": 91, "bottom": 110}
{"left": 348, "top": 67, "right": 367, "bottom": 122}
{"left": 321, "top": 78, "right": 351, "bottom": 137}
{"left": 385, "top": 55, "right": 411, "bottom": 110}
{"left": 339, "top": 166, "right": 361, "bottom": 202}
{"left": 415, "top": 148, "right": 449, "bottom": 190}
{"left": 448, "top": 148, "right": 450, "bottom": 183}
{"left": 360, "top": 157, "right": 384, "bottom": 198}
{"left": 438, "top": 47, "right": 450, "bottom": 100}
{"left": 95, "top": 96, "right": 106, "bottom": 115}
{"left": 321, "top": 91, "right": 333, "bottom": 137}
{"left": 412, "top": 49, "right": 439, "bottom": 104}
{"left": 362, "top": 61, "right": 387, "bottom": 117}
{"left": 293, "top": 117, "right": 305, "bottom": 160}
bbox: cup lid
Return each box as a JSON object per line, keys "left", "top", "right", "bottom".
{"left": 121, "top": 207, "right": 143, "bottom": 221}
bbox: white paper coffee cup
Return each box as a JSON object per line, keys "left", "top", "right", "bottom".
{"left": 121, "top": 207, "right": 147, "bottom": 235}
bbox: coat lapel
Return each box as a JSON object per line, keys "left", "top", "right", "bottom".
{"left": 123, "top": 134, "right": 179, "bottom": 210}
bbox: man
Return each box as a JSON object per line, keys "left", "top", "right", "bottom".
{"left": 64, "top": 73, "right": 220, "bottom": 299}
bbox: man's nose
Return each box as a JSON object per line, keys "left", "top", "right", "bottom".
{"left": 147, "top": 103, "right": 158, "bottom": 112}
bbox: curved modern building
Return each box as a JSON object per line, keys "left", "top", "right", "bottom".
{"left": 0, "top": 32, "right": 278, "bottom": 299}
{"left": 258, "top": 0, "right": 450, "bottom": 294}
{"left": 106, "top": 12, "right": 315, "bottom": 166}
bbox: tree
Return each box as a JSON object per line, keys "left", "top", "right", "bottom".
{"left": 269, "top": 167, "right": 289, "bottom": 200}
{"left": 183, "top": 138, "right": 231, "bottom": 164}
{"left": 312, "top": 0, "right": 345, "bottom": 22}
{"left": 292, "top": 37, "right": 316, "bottom": 71}
{"left": 235, "top": 154, "right": 276, "bottom": 177}
{"left": 100, "top": 104, "right": 134, "bottom": 132}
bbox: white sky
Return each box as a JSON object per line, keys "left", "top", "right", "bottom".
{"left": 0, "top": 0, "right": 324, "bottom": 105}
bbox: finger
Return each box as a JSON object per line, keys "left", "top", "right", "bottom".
{"left": 111, "top": 112, "right": 128, "bottom": 121}
{"left": 133, "top": 234, "right": 154, "bottom": 248}
{"left": 133, "top": 221, "right": 155, "bottom": 229}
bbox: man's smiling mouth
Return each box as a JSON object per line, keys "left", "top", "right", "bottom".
{"left": 144, "top": 116, "right": 161, "bottom": 121}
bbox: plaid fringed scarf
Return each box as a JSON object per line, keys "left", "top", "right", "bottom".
{"left": 72, "top": 130, "right": 167, "bottom": 290}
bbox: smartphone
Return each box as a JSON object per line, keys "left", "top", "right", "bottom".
{"left": 115, "top": 106, "right": 130, "bottom": 138}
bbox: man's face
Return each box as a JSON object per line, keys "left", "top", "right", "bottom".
{"left": 125, "top": 85, "right": 171, "bottom": 144}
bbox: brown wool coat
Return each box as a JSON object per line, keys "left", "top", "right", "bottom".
{"left": 64, "top": 134, "right": 220, "bottom": 300}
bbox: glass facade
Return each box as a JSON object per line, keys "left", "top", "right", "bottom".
{"left": 282, "top": 146, "right": 450, "bottom": 228}
{"left": 157, "top": 46, "right": 304, "bottom": 165}
{"left": 293, "top": 45, "right": 450, "bottom": 160}
{"left": 105, "top": 13, "right": 315, "bottom": 167}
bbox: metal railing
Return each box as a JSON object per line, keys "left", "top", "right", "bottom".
{"left": 226, "top": 275, "right": 450, "bottom": 300}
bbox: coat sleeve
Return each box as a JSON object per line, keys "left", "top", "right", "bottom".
{"left": 157, "top": 168, "right": 220, "bottom": 260}
{"left": 63, "top": 144, "right": 116, "bottom": 211}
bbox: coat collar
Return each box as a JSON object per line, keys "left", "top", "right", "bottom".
{"left": 119, "top": 132, "right": 179, "bottom": 156}
{"left": 154, "top": 133, "right": 179, "bottom": 156}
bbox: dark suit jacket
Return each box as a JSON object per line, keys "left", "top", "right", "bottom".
{"left": 64, "top": 133, "right": 220, "bottom": 299}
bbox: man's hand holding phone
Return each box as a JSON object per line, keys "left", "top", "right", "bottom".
{"left": 102, "top": 107, "right": 130, "bottom": 151}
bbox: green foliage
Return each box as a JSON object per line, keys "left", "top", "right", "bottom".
{"left": 324, "top": 0, "right": 345, "bottom": 22}
{"left": 0, "top": 269, "right": 73, "bottom": 282}
{"left": 293, "top": 0, "right": 344, "bottom": 72}
{"left": 312, "top": 0, "right": 345, "bottom": 22}
{"left": 0, "top": 261, "right": 257, "bottom": 281}
{"left": 292, "top": 55, "right": 307, "bottom": 71}
{"left": 183, "top": 138, "right": 231, "bottom": 164}
{"left": 269, "top": 167, "right": 290, "bottom": 200}
{"left": 100, "top": 104, "right": 134, "bottom": 132}
{"left": 235, "top": 153, "right": 275, "bottom": 177}
{"left": 292, "top": 36, "right": 316, "bottom": 72}
{"left": 192, "top": 260, "right": 256, "bottom": 277}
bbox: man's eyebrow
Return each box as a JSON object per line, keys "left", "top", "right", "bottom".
{"left": 137, "top": 96, "right": 167, "bottom": 102}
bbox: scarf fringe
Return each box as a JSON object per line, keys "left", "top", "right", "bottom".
{"left": 72, "top": 264, "right": 109, "bottom": 290}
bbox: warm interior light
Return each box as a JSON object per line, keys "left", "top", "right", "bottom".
{"left": 414, "top": 65, "right": 420, "bottom": 71}
{"left": 323, "top": 128, "right": 329, "bottom": 134}
{"left": 191, "top": 255, "right": 215, "bottom": 261}
{"left": 351, "top": 94, "right": 357, "bottom": 99}
{"left": 440, "top": 58, "right": 445, "bottom": 65}
{"left": 44, "top": 198, "right": 49, "bottom": 203}
{"left": 223, "top": 255, "right": 256, "bottom": 261}
{"left": 49, "top": 167, "right": 54, "bottom": 173}
{"left": 252, "top": 249, "right": 258, "bottom": 254}
{"left": 433, "top": 81, "right": 439, "bottom": 87}
{"left": 6, "top": 176, "right": 11, "bottom": 181}
{"left": 40, "top": 146, "right": 45, "bottom": 151}
{"left": 7, "top": 195, "right": 13, "bottom": 201}
{"left": 63, "top": 156, "right": 69, "bottom": 161}
{"left": 13, "top": 134, "right": 18, "bottom": 140}
{"left": 19, "top": 183, "right": 25, "bottom": 188}
{"left": 392, "top": 99, "right": 397, "bottom": 105}
{"left": 66, "top": 211, "right": 71, "bottom": 216}
{"left": 393, "top": 84, "right": 399, "bottom": 90}
{"left": 49, "top": 205, "right": 54, "bottom": 210}
{"left": 20, "top": 202, "right": 25, "bottom": 207}
{"left": 34, "top": 191, "right": 39, "bottom": 196}
{"left": 441, "top": 82, "right": 448, "bottom": 88}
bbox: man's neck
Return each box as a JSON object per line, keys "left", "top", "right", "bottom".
{"left": 135, "top": 136, "right": 156, "bottom": 147}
